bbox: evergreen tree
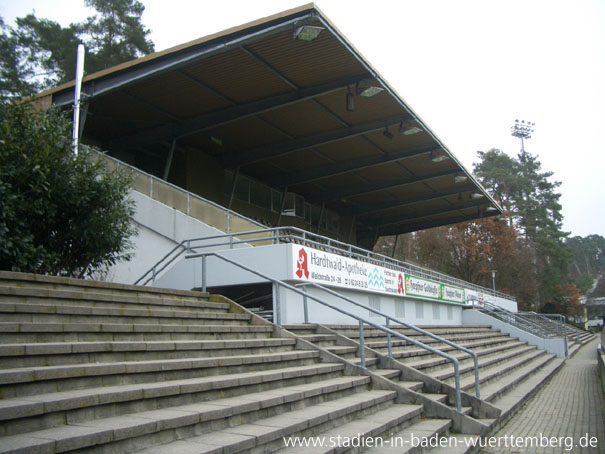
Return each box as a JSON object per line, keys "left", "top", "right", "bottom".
{"left": 0, "top": 17, "right": 37, "bottom": 99}
{"left": 474, "top": 148, "right": 570, "bottom": 310}
{"left": 0, "top": 0, "right": 154, "bottom": 99}
{"left": 0, "top": 100, "right": 136, "bottom": 277}
{"left": 83, "top": 0, "right": 154, "bottom": 72}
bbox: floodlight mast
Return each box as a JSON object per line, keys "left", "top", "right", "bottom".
{"left": 510, "top": 119, "right": 535, "bottom": 153}
{"left": 72, "top": 44, "right": 85, "bottom": 156}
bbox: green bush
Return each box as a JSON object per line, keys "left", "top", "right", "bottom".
{"left": 0, "top": 100, "right": 137, "bottom": 277}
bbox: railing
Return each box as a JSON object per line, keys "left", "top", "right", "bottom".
{"left": 135, "top": 226, "right": 516, "bottom": 303}
{"left": 296, "top": 281, "right": 480, "bottom": 400}
{"left": 476, "top": 302, "right": 552, "bottom": 337}
{"left": 477, "top": 303, "right": 571, "bottom": 358}
{"left": 520, "top": 312, "right": 568, "bottom": 355}
{"left": 94, "top": 148, "right": 264, "bottom": 232}
{"left": 187, "top": 250, "right": 473, "bottom": 412}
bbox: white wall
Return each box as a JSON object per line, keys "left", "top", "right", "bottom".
{"left": 463, "top": 309, "right": 567, "bottom": 358}
{"left": 279, "top": 285, "right": 464, "bottom": 326}
{"left": 106, "top": 191, "right": 228, "bottom": 285}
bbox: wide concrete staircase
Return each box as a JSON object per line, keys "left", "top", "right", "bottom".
{"left": 0, "top": 272, "right": 460, "bottom": 454}
{"left": 565, "top": 324, "right": 595, "bottom": 356}
{"left": 284, "top": 323, "right": 565, "bottom": 431}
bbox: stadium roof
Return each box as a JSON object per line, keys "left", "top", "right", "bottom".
{"left": 40, "top": 3, "right": 502, "bottom": 243}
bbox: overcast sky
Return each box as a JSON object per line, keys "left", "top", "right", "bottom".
{"left": 2, "top": 0, "right": 604, "bottom": 238}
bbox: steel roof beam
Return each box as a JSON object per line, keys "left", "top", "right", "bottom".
{"left": 358, "top": 211, "right": 499, "bottom": 239}
{"left": 225, "top": 114, "right": 410, "bottom": 167}
{"left": 343, "top": 186, "right": 477, "bottom": 217}
{"left": 51, "top": 11, "right": 315, "bottom": 107}
{"left": 109, "top": 74, "right": 373, "bottom": 149}
{"left": 310, "top": 168, "right": 460, "bottom": 203}
{"left": 268, "top": 145, "right": 441, "bottom": 187}
{"left": 362, "top": 199, "right": 491, "bottom": 228}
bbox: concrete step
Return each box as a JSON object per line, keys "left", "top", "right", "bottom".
{"left": 295, "top": 334, "right": 338, "bottom": 347}
{"left": 282, "top": 324, "right": 320, "bottom": 336}
{"left": 0, "top": 386, "right": 396, "bottom": 454}
{"left": 361, "top": 418, "right": 452, "bottom": 454}
{"left": 428, "top": 345, "right": 540, "bottom": 382}
{"left": 270, "top": 403, "right": 426, "bottom": 454}
{"left": 369, "top": 335, "right": 515, "bottom": 357}
{"left": 0, "top": 285, "right": 219, "bottom": 313}
{"left": 489, "top": 357, "right": 565, "bottom": 424}
{"left": 0, "top": 271, "right": 213, "bottom": 305}
{"left": 373, "top": 369, "right": 401, "bottom": 380}
{"left": 0, "top": 323, "right": 273, "bottom": 343}
{"left": 429, "top": 433, "right": 481, "bottom": 453}
{"left": 0, "top": 338, "right": 298, "bottom": 369}
{"left": 331, "top": 328, "right": 498, "bottom": 344}
{"left": 479, "top": 352, "right": 559, "bottom": 403}
{"left": 397, "top": 381, "right": 424, "bottom": 392}
{"left": 458, "top": 350, "right": 553, "bottom": 392}
{"left": 0, "top": 350, "right": 322, "bottom": 398}
{"left": 325, "top": 345, "right": 358, "bottom": 358}
{"left": 0, "top": 364, "right": 352, "bottom": 436}
{"left": 0, "top": 302, "right": 244, "bottom": 325}
{"left": 403, "top": 341, "right": 529, "bottom": 373}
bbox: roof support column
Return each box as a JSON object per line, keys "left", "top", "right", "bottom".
{"left": 391, "top": 234, "right": 399, "bottom": 258}
{"left": 227, "top": 167, "right": 240, "bottom": 211}
{"left": 275, "top": 187, "right": 288, "bottom": 227}
{"left": 315, "top": 203, "right": 325, "bottom": 234}
{"left": 162, "top": 139, "right": 177, "bottom": 181}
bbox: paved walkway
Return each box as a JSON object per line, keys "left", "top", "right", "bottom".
{"left": 481, "top": 338, "right": 604, "bottom": 453}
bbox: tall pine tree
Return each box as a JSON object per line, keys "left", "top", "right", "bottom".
{"left": 0, "top": 0, "right": 154, "bottom": 99}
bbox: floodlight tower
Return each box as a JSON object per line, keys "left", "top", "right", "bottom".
{"left": 510, "top": 119, "right": 535, "bottom": 153}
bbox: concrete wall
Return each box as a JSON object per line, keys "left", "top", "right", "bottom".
{"left": 462, "top": 309, "right": 568, "bottom": 358}
{"left": 280, "top": 285, "right": 464, "bottom": 326}
{"left": 106, "top": 191, "right": 230, "bottom": 285}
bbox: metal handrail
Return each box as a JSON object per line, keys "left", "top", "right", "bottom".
{"left": 520, "top": 312, "right": 569, "bottom": 356}
{"left": 296, "top": 281, "right": 480, "bottom": 399}
{"left": 478, "top": 302, "right": 563, "bottom": 339}
{"left": 94, "top": 148, "right": 264, "bottom": 231}
{"left": 136, "top": 226, "right": 516, "bottom": 302}
{"left": 187, "top": 250, "right": 467, "bottom": 412}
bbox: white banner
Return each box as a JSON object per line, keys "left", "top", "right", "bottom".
{"left": 442, "top": 284, "right": 465, "bottom": 303}
{"left": 404, "top": 275, "right": 441, "bottom": 300}
{"left": 289, "top": 245, "right": 406, "bottom": 297}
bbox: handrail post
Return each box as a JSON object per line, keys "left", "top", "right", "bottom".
{"left": 473, "top": 355, "right": 481, "bottom": 399}
{"left": 453, "top": 359, "right": 462, "bottom": 412}
{"left": 386, "top": 317, "right": 392, "bottom": 358}
{"left": 201, "top": 255, "right": 207, "bottom": 293}
{"left": 359, "top": 321, "right": 366, "bottom": 369}
{"left": 303, "top": 287, "right": 309, "bottom": 324}
{"left": 273, "top": 283, "right": 282, "bottom": 328}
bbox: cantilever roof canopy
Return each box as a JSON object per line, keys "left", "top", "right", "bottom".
{"left": 41, "top": 3, "right": 501, "bottom": 243}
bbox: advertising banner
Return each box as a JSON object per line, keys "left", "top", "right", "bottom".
{"left": 442, "top": 284, "right": 465, "bottom": 304}
{"left": 404, "top": 275, "right": 441, "bottom": 300}
{"left": 289, "top": 245, "right": 405, "bottom": 296}
{"left": 289, "top": 245, "right": 467, "bottom": 305}
{"left": 465, "top": 289, "right": 480, "bottom": 306}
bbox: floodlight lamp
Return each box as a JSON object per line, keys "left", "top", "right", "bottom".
{"left": 346, "top": 88, "right": 354, "bottom": 112}
{"left": 383, "top": 127, "right": 393, "bottom": 140}
{"left": 430, "top": 151, "right": 449, "bottom": 162}
{"left": 294, "top": 25, "right": 324, "bottom": 42}
{"left": 402, "top": 126, "right": 422, "bottom": 136}
{"left": 359, "top": 86, "right": 384, "bottom": 97}
{"left": 453, "top": 174, "right": 468, "bottom": 183}
{"left": 486, "top": 206, "right": 497, "bottom": 212}
{"left": 470, "top": 192, "right": 484, "bottom": 199}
